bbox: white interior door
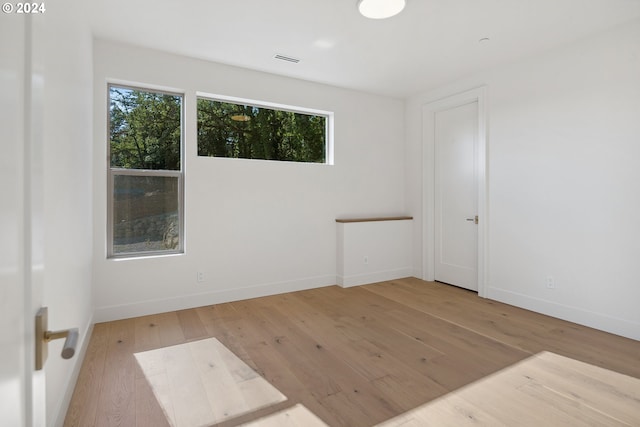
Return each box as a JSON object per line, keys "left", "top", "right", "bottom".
{"left": 0, "top": 14, "right": 46, "bottom": 426}
{"left": 434, "top": 101, "right": 478, "bottom": 291}
{"left": 0, "top": 15, "right": 29, "bottom": 426}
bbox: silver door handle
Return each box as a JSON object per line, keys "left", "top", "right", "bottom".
{"left": 466, "top": 216, "right": 479, "bottom": 224}
{"left": 35, "top": 307, "right": 79, "bottom": 370}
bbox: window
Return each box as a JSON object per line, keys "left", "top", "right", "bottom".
{"left": 108, "top": 84, "right": 183, "bottom": 258}
{"left": 197, "top": 96, "right": 332, "bottom": 164}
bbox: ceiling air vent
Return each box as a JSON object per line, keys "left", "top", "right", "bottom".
{"left": 274, "top": 54, "right": 300, "bottom": 64}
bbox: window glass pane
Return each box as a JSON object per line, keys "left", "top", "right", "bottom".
{"left": 197, "top": 98, "right": 327, "bottom": 163}
{"left": 110, "top": 86, "right": 182, "bottom": 170}
{"left": 113, "top": 174, "right": 180, "bottom": 255}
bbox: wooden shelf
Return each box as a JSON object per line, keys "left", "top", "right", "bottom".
{"left": 335, "top": 216, "right": 413, "bottom": 223}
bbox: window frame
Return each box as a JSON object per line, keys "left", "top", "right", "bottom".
{"left": 196, "top": 92, "right": 334, "bottom": 165}
{"left": 107, "top": 83, "right": 185, "bottom": 259}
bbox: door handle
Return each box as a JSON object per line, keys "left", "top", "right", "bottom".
{"left": 35, "top": 307, "right": 79, "bottom": 370}
{"left": 466, "top": 215, "right": 479, "bottom": 224}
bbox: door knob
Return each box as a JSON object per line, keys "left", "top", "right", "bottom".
{"left": 466, "top": 215, "right": 479, "bottom": 224}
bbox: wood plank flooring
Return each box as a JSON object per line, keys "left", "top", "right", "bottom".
{"left": 64, "top": 278, "right": 640, "bottom": 427}
{"left": 377, "top": 351, "right": 640, "bottom": 426}
{"left": 134, "top": 337, "right": 287, "bottom": 426}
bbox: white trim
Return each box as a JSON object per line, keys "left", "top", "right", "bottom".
{"left": 93, "top": 275, "right": 336, "bottom": 323}
{"left": 488, "top": 287, "right": 640, "bottom": 341}
{"left": 106, "top": 79, "right": 185, "bottom": 96}
{"left": 422, "top": 87, "right": 488, "bottom": 297}
{"left": 337, "top": 268, "right": 414, "bottom": 288}
{"left": 196, "top": 91, "right": 333, "bottom": 117}
{"left": 52, "top": 315, "right": 94, "bottom": 427}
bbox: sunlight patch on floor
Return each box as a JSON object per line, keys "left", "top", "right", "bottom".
{"left": 375, "top": 351, "right": 640, "bottom": 427}
{"left": 135, "top": 337, "right": 286, "bottom": 427}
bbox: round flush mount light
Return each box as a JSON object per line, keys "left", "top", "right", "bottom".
{"left": 357, "top": 0, "right": 406, "bottom": 19}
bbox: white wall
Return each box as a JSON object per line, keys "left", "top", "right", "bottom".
{"left": 406, "top": 19, "right": 640, "bottom": 340}
{"left": 40, "top": 2, "right": 94, "bottom": 425}
{"left": 92, "top": 40, "right": 406, "bottom": 321}
{"left": 337, "top": 219, "right": 413, "bottom": 287}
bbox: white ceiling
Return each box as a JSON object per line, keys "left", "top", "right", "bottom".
{"left": 89, "top": 0, "right": 640, "bottom": 98}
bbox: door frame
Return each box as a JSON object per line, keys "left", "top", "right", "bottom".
{"left": 422, "top": 87, "right": 488, "bottom": 297}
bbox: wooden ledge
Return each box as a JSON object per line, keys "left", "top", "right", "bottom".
{"left": 335, "top": 216, "right": 413, "bottom": 223}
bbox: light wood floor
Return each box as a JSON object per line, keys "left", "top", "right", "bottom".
{"left": 377, "top": 351, "right": 640, "bottom": 426}
{"left": 64, "top": 278, "right": 640, "bottom": 427}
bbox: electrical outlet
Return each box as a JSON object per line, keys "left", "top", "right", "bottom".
{"left": 197, "top": 271, "right": 205, "bottom": 283}
{"left": 546, "top": 276, "right": 555, "bottom": 289}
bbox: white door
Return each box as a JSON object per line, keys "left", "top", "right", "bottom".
{"left": 0, "top": 14, "right": 46, "bottom": 426}
{"left": 434, "top": 101, "right": 478, "bottom": 291}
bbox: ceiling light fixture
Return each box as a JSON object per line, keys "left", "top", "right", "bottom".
{"left": 230, "top": 114, "right": 251, "bottom": 122}
{"left": 357, "top": 0, "right": 406, "bottom": 19}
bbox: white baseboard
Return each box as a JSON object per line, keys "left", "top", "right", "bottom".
{"left": 53, "top": 314, "right": 94, "bottom": 427}
{"left": 337, "top": 267, "right": 413, "bottom": 288}
{"left": 488, "top": 286, "right": 640, "bottom": 341}
{"left": 93, "top": 275, "right": 336, "bottom": 323}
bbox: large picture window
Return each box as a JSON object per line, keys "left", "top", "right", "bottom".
{"left": 197, "top": 96, "right": 332, "bottom": 164}
{"left": 108, "top": 84, "right": 183, "bottom": 258}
